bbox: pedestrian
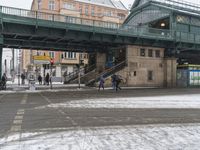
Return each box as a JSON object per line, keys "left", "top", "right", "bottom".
{"left": 21, "top": 73, "right": 26, "bottom": 85}
{"left": 38, "top": 74, "right": 42, "bottom": 85}
{"left": 111, "top": 74, "right": 116, "bottom": 90}
{"left": 115, "top": 75, "right": 122, "bottom": 91}
{"left": 1, "top": 73, "right": 7, "bottom": 90}
{"left": 98, "top": 75, "right": 105, "bottom": 91}
{"left": 45, "top": 73, "right": 50, "bottom": 85}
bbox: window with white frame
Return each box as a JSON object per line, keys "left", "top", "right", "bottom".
{"left": 48, "top": 0, "right": 55, "bottom": 10}
{"left": 38, "top": 0, "right": 42, "bottom": 10}
{"left": 68, "top": 52, "right": 76, "bottom": 59}
{"left": 91, "top": 6, "right": 95, "bottom": 16}
{"left": 63, "top": 2, "right": 74, "bottom": 10}
{"left": 85, "top": 5, "right": 89, "bottom": 16}
{"left": 49, "top": 51, "right": 55, "bottom": 58}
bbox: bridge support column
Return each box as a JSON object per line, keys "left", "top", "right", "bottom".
{"left": 0, "top": 46, "right": 2, "bottom": 77}
{"left": 96, "top": 52, "right": 106, "bottom": 73}
{"left": 164, "top": 58, "right": 177, "bottom": 88}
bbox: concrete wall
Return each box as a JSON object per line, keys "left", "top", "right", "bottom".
{"left": 116, "top": 45, "right": 177, "bottom": 87}
{"left": 96, "top": 52, "right": 106, "bottom": 73}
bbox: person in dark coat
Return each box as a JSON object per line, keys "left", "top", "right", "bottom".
{"left": 21, "top": 73, "right": 25, "bottom": 85}
{"left": 45, "top": 73, "right": 50, "bottom": 85}
{"left": 111, "top": 74, "right": 116, "bottom": 90}
{"left": 38, "top": 74, "right": 42, "bottom": 85}
{"left": 98, "top": 75, "right": 105, "bottom": 91}
{"left": 115, "top": 75, "right": 122, "bottom": 91}
{"left": 1, "top": 73, "right": 7, "bottom": 90}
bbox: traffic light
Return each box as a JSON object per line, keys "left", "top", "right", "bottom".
{"left": 50, "top": 58, "right": 54, "bottom": 66}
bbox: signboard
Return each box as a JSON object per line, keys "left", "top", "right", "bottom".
{"left": 189, "top": 70, "right": 200, "bottom": 86}
{"left": 33, "top": 55, "right": 51, "bottom": 65}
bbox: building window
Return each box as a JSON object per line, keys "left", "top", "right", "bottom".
{"left": 63, "top": 2, "right": 74, "bottom": 10}
{"left": 68, "top": 52, "right": 76, "bottom": 59}
{"left": 85, "top": 5, "right": 89, "bottom": 16}
{"left": 105, "top": 10, "right": 112, "bottom": 17}
{"left": 48, "top": 0, "right": 55, "bottom": 10}
{"left": 38, "top": 0, "right": 42, "bottom": 10}
{"left": 91, "top": 6, "right": 95, "bottom": 16}
{"left": 49, "top": 51, "right": 55, "bottom": 58}
{"left": 148, "top": 49, "right": 153, "bottom": 57}
{"left": 148, "top": 71, "right": 153, "bottom": 81}
{"left": 140, "top": 48, "right": 145, "bottom": 57}
{"left": 79, "top": 4, "right": 82, "bottom": 13}
{"left": 134, "top": 71, "right": 136, "bottom": 76}
{"left": 155, "top": 50, "right": 160, "bottom": 58}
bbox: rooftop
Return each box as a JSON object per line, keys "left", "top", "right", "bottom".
{"left": 131, "top": 0, "right": 200, "bottom": 12}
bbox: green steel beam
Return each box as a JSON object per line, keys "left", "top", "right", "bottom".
{"left": 0, "top": 46, "right": 2, "bottom": 77}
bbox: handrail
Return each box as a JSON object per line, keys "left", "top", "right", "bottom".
{"left": 87, "top": 60, "right": 126, "bottom": 85}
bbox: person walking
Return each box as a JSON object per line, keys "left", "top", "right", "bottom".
{"left": 45, "top": 73, "right": 50, "bottom": 85}
{"left": 1, "top": 73, "right": 7, "bottom": 90}
{"left": 38, "top": 74, "right": 42, "bottom": 85}
{"left": 98, "top": 75, "right": 105, "bottom": 91}
{"left": 111, "top": 74, "right": 116, "bottom": 90}
{"left": 115, "top": 75, "right": 122, "bottom": 91}
{"left": 21, "top": 73, "right": 26, "bottom": 85}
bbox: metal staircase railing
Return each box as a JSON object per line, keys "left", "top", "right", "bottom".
{"left": 86, "top": 60, "right": 126, "bottom": 86}
{"left": 64, "top": 64, "right": 96, "bottom": 84}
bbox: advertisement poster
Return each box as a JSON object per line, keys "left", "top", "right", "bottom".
{"left": 189, "top": 70, "right": 200, "bottom": 86}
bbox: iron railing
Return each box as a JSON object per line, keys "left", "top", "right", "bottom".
{"left": 0, "top": 5, "right": 172, "bottom": 39}
{"left": 1, "top": 5, "right": 200, "bottom": 44}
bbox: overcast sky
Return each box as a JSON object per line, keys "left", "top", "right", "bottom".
{"left": 0, "top": 0, "right": 199, "bottom": 10}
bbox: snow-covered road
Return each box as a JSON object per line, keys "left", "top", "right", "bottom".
{"left": 1, "top": 124, "right": 200, "bottom": 150}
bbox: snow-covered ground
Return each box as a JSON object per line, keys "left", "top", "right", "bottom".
{"left": 2, "top": 94, "right": 200, "bottom": 149}
{"left": 1, "top": 124, "right": 200, "bottom": 150}
{"left": 38, "top": 94, "right": 200, "bottom": 109}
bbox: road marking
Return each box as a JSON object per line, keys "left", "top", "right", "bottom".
{"left": 10, "top": 125, "right": 21, "bottom": 132}
{"left": 21, "top": 94, "right": 28, "bottom": 104}
{"left": 10, "top": 94, "right": 27, "bottom": 133}
{"left": 14, "top": 115, "right": 23, "bottom": 120}
{"left": 39, "top": 93, "right": 78, "bottom": 126}
{"left": 13, "top": 120, "right": 23, "bottom": 124}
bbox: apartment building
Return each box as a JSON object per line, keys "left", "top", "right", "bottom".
{"left": 22, "top": 0, "right": 128, "bottom": 78}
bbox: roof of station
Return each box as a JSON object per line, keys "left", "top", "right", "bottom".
{"left": 130, "top": 0, "right": 200, "bottom": 16}
{"left": 124, "top": 0, "right": 200, "bottom": 24}
{"left": 75, "top": 0, "right": 128, "bottom": 10}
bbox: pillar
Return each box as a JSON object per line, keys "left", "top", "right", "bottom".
{"left": 164, "top": 58, "right": 177, "bottom": 88}
{"left": 96, "top": 52, "right": 106, "bottom": 73}
{"left": 0, "top": 46, "right": 2, "bottom": 77}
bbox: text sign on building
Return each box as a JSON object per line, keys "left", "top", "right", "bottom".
{"left": 33, "top": 55, "right": 51, "bottom": 64}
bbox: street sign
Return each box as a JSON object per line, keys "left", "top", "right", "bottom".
{"left": 33, "top": 55, "right": 50, "bottom": 61}
{"left": 33, "top": 55, "right": 51, "bottom": 64}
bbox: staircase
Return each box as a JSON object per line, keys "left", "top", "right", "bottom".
{"left": 64, "top": 64, "right": 96, "bottom": 84}
{"left": 86, "top": 60, "right": 126, "bottom": 86}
